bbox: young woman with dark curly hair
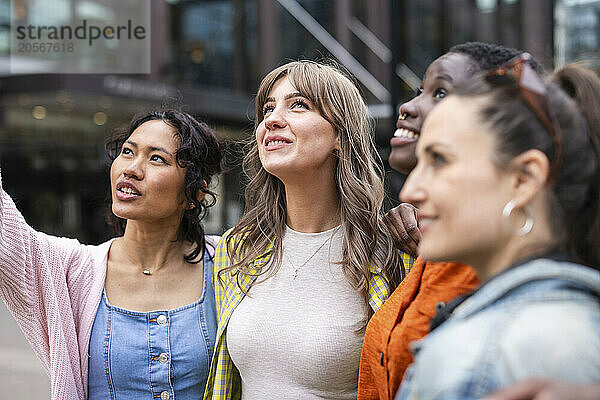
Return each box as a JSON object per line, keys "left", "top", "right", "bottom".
{"left": 0, "top": 110, "right": 222, "bottom": 400}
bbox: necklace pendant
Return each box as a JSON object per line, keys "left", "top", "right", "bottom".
{"left": 293, "top": 270, "right": 298, "bottom": 280}
{"left": 143, "top": 269, "right": 152, "bottom": 275}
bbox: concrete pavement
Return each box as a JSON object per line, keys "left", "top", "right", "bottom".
{"left": 0, "top": 300, "right": 50, "bottom": 398}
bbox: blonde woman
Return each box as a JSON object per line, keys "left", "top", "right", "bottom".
{"left": 204, "top": 60, "right": 412, "bottom": 400}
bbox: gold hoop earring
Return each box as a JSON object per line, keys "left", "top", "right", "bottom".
{"left": 502, "top": 200, "right": 533, "bottom": 236}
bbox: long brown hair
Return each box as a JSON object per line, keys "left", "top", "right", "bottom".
{"left": 221, "top": 60, "right": 406, "bottom": 307}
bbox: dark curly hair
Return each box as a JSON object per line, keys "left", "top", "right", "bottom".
{"left": 105, "top": 110, "right": 223, "bottom": 262}
{"left": 449, "top": 41, "right": 544, "bottom": 74}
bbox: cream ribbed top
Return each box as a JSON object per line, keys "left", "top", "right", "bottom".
{"left": 227, "top": 225, "right": 367, "bottom": 399}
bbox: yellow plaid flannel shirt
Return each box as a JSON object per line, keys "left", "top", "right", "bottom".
{"left": 203, "top": 229, "right": 414, "bottom": 400}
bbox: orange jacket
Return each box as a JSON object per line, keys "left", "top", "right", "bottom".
{"left": 358, "top": 258, "right": 480, "bottom": 400}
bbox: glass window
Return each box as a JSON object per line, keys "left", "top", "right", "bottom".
{"left": 556, "top": 0, "right": 600, "bottom": 66}
{"left": 169, "top": 0, "right": 257, "bottom": 92}
{"left": 179, "top": 1, "right": 235, "bottom": 88}
{"left": 0, "top": 0, "right": 10, "bottom": 55}
{"left": 278, "top": 0, "right": 333, "bottom": 61}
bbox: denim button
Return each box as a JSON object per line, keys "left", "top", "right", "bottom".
{"left": 435, "top": 301, "right": 446, "bottom": 313}
{"left": 158, "top": 353, "right": 169, "bottom": 363}
{"left": 160, "top": 391, "right": 170, "bottom": 400}
{"left": 157, "top": 315, "right": 167, "bottom": 325}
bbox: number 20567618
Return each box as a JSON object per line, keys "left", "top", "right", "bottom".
{"left": 17, "top": 42, "right": 74, "bottom": 53}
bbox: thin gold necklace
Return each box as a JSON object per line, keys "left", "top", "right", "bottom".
{"left": 287, "top": 226, "right": 340, "bottom": 280}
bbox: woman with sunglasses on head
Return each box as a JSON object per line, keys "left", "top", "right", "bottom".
{"left": 0, "top": 110, "right": 222, "bottom": 400}
{"left": 203, "top": 60, "right": 411, "bottom": 400}
{"left": 396, "top": 60, "right": 600, "bottom": 399}
{"left": 359, "top": 42, "right": 537, "bottom": 400}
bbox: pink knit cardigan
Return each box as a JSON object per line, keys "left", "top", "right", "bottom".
{"left": 0, "top": 173, "right": 216, "bottom": 399}
{"left": 0, "top": 173, "right": 110, "bottom": 399}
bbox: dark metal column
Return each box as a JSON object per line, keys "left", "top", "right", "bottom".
{"left": 521, "top": 0, "right": 554, "bottom": 68}
{"left": 334, "top": 0, "right": 352, "bottom": 50}
{"left": 258, "top": 0, "right": 279, "bottom": 76}
{"left": 390, "top": 0, "right": 407, "bottom": 131}
{"left": 233, "top": 0, "right": 247, "bottom": 93}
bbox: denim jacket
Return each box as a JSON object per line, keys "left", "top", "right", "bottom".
{"left": 396, "top": 258, "right": 600, "bottom": 400}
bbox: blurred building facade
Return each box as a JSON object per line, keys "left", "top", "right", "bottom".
{"left": 0, "top": 0, "right": 598, "bottom": 243}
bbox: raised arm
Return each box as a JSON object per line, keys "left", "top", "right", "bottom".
{"left": 0, "top": 170, "right": 85, "bottom": 327}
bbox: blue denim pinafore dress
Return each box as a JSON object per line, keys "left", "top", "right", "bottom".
{"left": 88, "top": 249, "right": 217, "bottom": 400}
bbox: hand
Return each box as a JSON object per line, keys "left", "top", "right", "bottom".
{"left": 384, "top": 203, "right": 420, "bottom": 258}
{"left": 483, "top": 379, "right": 600, "bottom": 400}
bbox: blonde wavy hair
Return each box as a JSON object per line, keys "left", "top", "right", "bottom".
{"left": 223, "top": 60, "right": 405, "bottom": 309}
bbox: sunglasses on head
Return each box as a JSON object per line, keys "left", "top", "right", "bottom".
{"left": 485, "top": 53, "right": 563, "bottom": 185}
